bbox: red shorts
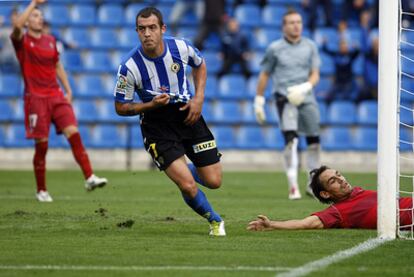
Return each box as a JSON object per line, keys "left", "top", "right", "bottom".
{"left": 24, "top": 94, "right": 77, "bottom": 139}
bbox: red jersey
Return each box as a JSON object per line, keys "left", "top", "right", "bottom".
{"left": 11, "top": 33, "right": 63, "bottom": 97}
{"left": 312, "top": 187, "right": 413, "bottom": 229}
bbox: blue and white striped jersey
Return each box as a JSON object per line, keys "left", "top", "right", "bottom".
{"left": 114, "top": 36, "right": 203, "bottom": 104}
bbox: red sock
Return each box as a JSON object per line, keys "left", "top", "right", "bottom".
{"left": 33, "top": 141, "right": 48, "bottom": 192}
{"left": 68, "top": 132, "right": 93, "bottom": 179}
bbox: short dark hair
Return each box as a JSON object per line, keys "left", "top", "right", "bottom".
{"left": 282, "top": 8, "right": 301, "bottom": 25}
{"left": 309, "top": 165, "right": 332, "bottom": 204}
{"left": 136, "top": 7, "right": 164, "bottom": 28}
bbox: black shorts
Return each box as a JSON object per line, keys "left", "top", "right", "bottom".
{"left": 140, "top": 104, "right": 221, "bottom": 170}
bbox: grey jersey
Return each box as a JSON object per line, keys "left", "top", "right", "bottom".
{"left": 261, "top": 37, "right": 320, "bottom": 97}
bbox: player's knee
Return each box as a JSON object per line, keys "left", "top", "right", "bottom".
{"left": 204, "top": 174, "right": 222, "bottom": 189}
{"left": 179, "top": 179, "right": 198, "bottom": 197}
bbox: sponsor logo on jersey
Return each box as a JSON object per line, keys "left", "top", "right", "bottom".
{"left": 171, "top": 62, "right": 180, "bottom": 73}
{"left": 116, "top": 75, "right": 127, "bottom": 90}
{"left": 192, "top": 140, "right": 216, "bottom": 153}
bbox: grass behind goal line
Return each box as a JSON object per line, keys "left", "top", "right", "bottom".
{"left": 0, "top": 170, "right": 413, "bottom": 277}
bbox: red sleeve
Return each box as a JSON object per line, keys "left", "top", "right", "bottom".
{"left": 10, "top": 33, "right": 23, "bottom": 55}
{"left": 312, "top": 206, "right": 343, "bottom": 228}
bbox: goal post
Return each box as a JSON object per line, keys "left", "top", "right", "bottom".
{"left": 377, "top": 0, "right": 399, "bottom": 239}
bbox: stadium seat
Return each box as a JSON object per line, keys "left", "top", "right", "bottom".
{"left": 217, "top": 74, "right": 247, "bottom": 99}
{"left": 313, "top": 27, "right": 339, "bottom": 50}
{"left": 77, "top": 124, "right": 92, "bottom": 148}
{"left": 202, "top": 101, "right": 214, "bottom": 123}
{"left": 400, "top": 102, "right": 414, "bottom": 126}
{"left": 210, "top": 126, "right": 235, "bottom": 149}
{"left": 357, "top": 100, "right": 378, "bottom": 125}
{"left": 252, "top": 28, "right": 282, "bottom": 50}
{"left": 11, "top": 99, "right": 24, "bottom": 122}
{"left": 352, "top": 54, "right": 364, "bottom": 76}
{"left": 60, "top": 50, "right": 83, "bottom": 72}
{"left": 0, "top": 74, "right": 22, "bottom": 97}
{"left": 327, "top": 101, "right": 357, "bottom": 125}
{"left": 70, "top": 4, "right": 96, "bottom": 26}
{"left": 236, "top": 126, "right": 265, "bottom": 149}
{"left": 246, "top": 76, "right": 272, "bottom": 99}
{"left": 102, "top": 76, "right": 117, "bottom": 99}
{"left": 401, "top": 75, "right": 414, "bottom": 103}
{"left": 319, "top": 52, "right": 335, "bottom": 76}
{"left": 75, "top": 74, "right": 105, "bottom": 98}
{"left": 249, "top": 52, "right": 264, "bottom": 75}
{"left": 205, "top": 76, "right": 218, "bottom": 99}
{"left": 97, "top": 4, "right": 124, "bottom": 26}
{"left": 42, "top": 4, "right": 70, "bottom": 27}
{"left": 321, "top": 126, "right": 353, "bottom": 151}
{"left": 97, "top": 99, "right": 136, "bottom": 123}
{"left": 263, "top": 127, "right": 284, "bottom": 150}
{"left": 119, "top": 28, "right": 139, "bottom": 50}
{"left": 72, "top": 100, "right": 99, "bottom": 123}
{"left": 318, "top": 101, "right": 328, "bottom": 125}
{"left": 211, "top": 101, "right": 241, "bottom": 124}
{"left": 125, "top": 3, "right": 149, "bottom": 26}
{"left": 64, "top": 27, "right": 92, "bottom": 49}
{"left": 353, "top": 126, "right": 377, "bottom": 151}
{"left": 129, "top": 124, "right": 144, "bottom": 149}
{"left": 89, "top": 124, "right": 127, "bottom": 148}
{"left": 401, "top": 55, "right": 414, "bottom": 75}
{"left": 176, "top": 26, "right": 198, "bottom": 41}
{"left": 203, "top": 51, "right": 222, "bottom": 74}
{"left": 90, "top": 28, "right": 119, "bottom": 49}
{"left": 48, "top": 125, "right": 69, "bottom": 148}
{"left": 157, "top": 5, "right": 174, "bottom": 25}
{"left": 0, "top": 125, "right": 4, "bottom": 146}
{"left": 4, "top": 124, "right": 34, "bottom": 147}
{"left": 400, "top": 126, "right": 413, "bottom": 152}
{"left": 262, "top": 5, "right": 287, "bottom": 27}
{"left": 83, "top": 51, "right": 112, "bottom": 73}
{"left": 0, "top": 100, "right": 13, "bottom": 121}
{"left": 314, "top": 76, "right": 332, "bottom": 101}
{"left": 234, "top": 4, "right": 262, "bottom": 28}
{"left": 240, "top": 102, "right": 256, "bottom": 124}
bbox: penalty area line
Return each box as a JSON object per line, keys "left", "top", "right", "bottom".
{"left": 0, "top": 265, "right": 292, "bottom": 273}
{"left": 276, "top": 237, "right": 390, "bottom": 277}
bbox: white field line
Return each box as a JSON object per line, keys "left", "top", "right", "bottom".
{"left": 0, "top": 265, "right": 291, "bottom": 272}
{"left": 276, "top": 237, "right": 390, "bottom": 277}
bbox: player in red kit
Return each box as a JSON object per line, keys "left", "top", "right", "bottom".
{"left": 247, "top": 165, "right": 413, "bottom": 231}
{"left": 10, "top": 0, "right": 107, "bottom": 202}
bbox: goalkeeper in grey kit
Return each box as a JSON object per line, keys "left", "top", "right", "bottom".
{"left": 254, "top": 9, "right": 321, "bottom": 200}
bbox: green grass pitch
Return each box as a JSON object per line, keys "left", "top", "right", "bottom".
{"left": 0, "top": 170, "right": 413, "bottom": 276}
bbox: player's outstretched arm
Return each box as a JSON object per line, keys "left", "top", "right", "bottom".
{"left": 247, "top": 215, "right": 324, "bottom": 231}
{"left": 115, "top": 93, "right": 170, "bottom": 116}
{"left": 11, "top": 0, "right": 46, "bottom": 40}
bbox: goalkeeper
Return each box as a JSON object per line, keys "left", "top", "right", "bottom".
{"left": 247, "top": 165, "right": 413, "bottom": 230}
{"left": 254, "top": 9, "right": 321, "bottom": 200}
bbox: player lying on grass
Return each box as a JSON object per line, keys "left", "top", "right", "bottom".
{"left": 247, "top": 165, "right": 413, "bottom": 230}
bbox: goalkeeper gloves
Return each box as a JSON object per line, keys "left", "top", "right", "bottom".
{"left": 286, "top": 82, "right": 313, "bottom": 106}
{"left": 254, "top": 95, "right": 266, "bottom": 125}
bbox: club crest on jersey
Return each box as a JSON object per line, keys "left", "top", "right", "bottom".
{"left": 116, "top": 75, "right": 127, "bottom": 90}
{"left": 192, "top": 140, "right": 216, "bottom": 153}
{"left": 171, "top": 62, "right": 180, "bottom": 73}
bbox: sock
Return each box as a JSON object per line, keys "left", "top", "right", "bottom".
{"left": 187, "top": 163, "right": 205, "bottom": 186}
{"left": 283, "top": 138, "right": 299, "bottom": 191}
{"left": 33, "top": 141, "right": 48, "bottom": 192}
{"left": 306, "top": 143, "right": 320, "bottom": 185}
{"left": 68, "top": 132, "right": 93, "bottom": 179}
{"left": 182, "top": 188, "right": 222, "bottom": 223}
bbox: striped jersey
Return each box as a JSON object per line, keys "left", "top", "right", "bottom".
{"left": 114, "top": 36, "right": 203, "bottom": 104}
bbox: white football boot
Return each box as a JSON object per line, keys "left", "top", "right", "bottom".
{"left": 36, "top": 190, "right": 53, "bottom": 202}
{"left": 85, "top": 174, "right": 108, "bottom": 191}
{"left": 209, "top": 221, "right": 226, "bottom": 236}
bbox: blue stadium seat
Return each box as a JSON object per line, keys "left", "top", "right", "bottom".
{"left": 321, "top": 126, "right": 352, "bottom": 151}
{"left": 401, "top": 55, "right": 414, "bottom": 75}
{"left": 400, "top": 126, "right": 413, "bottom": 152}
{"left": 249, "top": 52, "right": 264, "bottom": 75}
{"left": 352, "top": 54, "right": 364, "bottom": 76}
{"left": 77, "top": 125, "right": 92, "bottom": 148}
{"left": 98, "top": 99, "right": 135, "bottom": 123}
{"left": 125, "top": 3, "right": 149, "bottom": 26}
{"left": 72, "top": 100, "right": 99, "bottom": 123}
{"left": 401, "top": 75, "right": 414, "bottom": 103}
{"left": 42, "top": 4, "right": 70, "bottom": 27}
{"left": 70, "top": 4, "right": 96, "bottom": 26}
{"left": 119, "top": 28, "right": 139, "bottom": 50}
{"left": 4, "top": 124, "right": 34, "bottom": 147}
{"left": 11, "top": 99, "right": 24, "bottom": 122}
{"left": 314, "top": 76, "right": 332, "bottom": 101}
{"left": 236, "top": 126, "right": 265, "bottom": 149}
{"left": 157, "top": 5, "right": 174, "bottom": 25}
{"left": 234, "top": 4, "right": 262, "bottom": 28}
{"left": 313, "top": 27, "right": 339, "bottom": 50}
{"left": 211, "top": 101, "right": 241, "bottom": 124}
{"left": 319, "top": 52, "right": 335, "bottom": 75}
{"left": 0, "top": 125, "right": 4, "bottom": 146}
{"left": 357, "top": 100, "right": 377, "bottom": 125}
{"left": 102, "top": 76, "right": 117, "bottom": 99}
{"left": 210, "top": 126, "right": 235, "bottom": 149}
{"left": 75, "top": 74, "right": 105, "bottom": 98}
{"left": 217, "top": 74, "right": 247, "bottom": 99}
{"left": 203, "top": 51, "right": 222, "bottom": 74}
{"left": 353, "top": 126, "right": 377, "bottom": 151}
{"left": 60, "top": 50, "right": 83, "bottom": 72}
{"left": 176, "top": 26, "right": 198, "bottom": 41}
{"left": 129, "top": 124, "right": 144, "bottom": 149}
{"left": 90, "top": 28, "right": 119, "bottom": 49}
{"left": 240, "top": 102, "right": 256, "bottom": 124}
{"left": 400, "top": 103, "right": 414, "bottom": 126}
{"left": 0, "top": 100, "right": 13, "bottom": 121}
{"left": 327, "top": 101, "right": 357, "bottom": 125}
{"left": 89, "top": 124, "right": 127, "bottom": 148}
{"left": 48, "top": 125, "right": 69, "bottom": 148}
{"left": 64, "top": 28, "right": 92, "bottom": 49}
{"left": 252, "top": 28, "right": 282, "bottom": 50}
{"left": 0, "top": 74, "right": 22, "bottom": 97}
{"left": 203, "top": 32, "right": 222, "bottom": 50}
{"left": 201, "top": 101, "right": 214, "bottom": 123}
{"left": 97, "top": 4, "right": 124, "bottom": 26}
{"left": 267, "top": 101, "right": 280, "bottom": 125}
{"left": 205, "top": 76, "right": 218, "bottom": 99}
{"left": 246, "top": 76, "right": 272, "bottom": 99}
{"left": 83, "top": 51, "right": 112, "bottom": 73}
{"left": 262, "top": 5, "right": 286, "bottom": 27}
{"left": 263, "top": 127, "right": 284, "bottom": 150}
{"left": 318, "top": 101, "right": 328, "bottom": 125}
